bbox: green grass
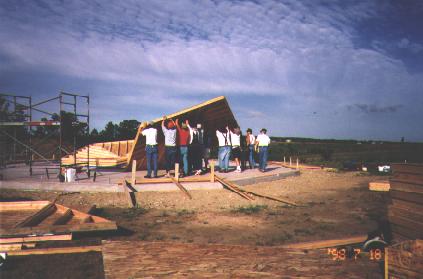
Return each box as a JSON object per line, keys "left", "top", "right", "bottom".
{"left": 231, "top": 205, "right": 268, "bottom": 215}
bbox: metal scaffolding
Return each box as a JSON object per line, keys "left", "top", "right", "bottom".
{"left": 0, "top": 91, "right": 90, "bottom": 178}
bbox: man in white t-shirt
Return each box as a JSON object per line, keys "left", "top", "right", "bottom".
{"left": 229, "top": 127, "right": 242, "bottom": 172}
{"left": 255, "top": 128, "right": 271, "bottom": 172}
{"left": 141, "top": 121, "right": 158, "bottom": 178}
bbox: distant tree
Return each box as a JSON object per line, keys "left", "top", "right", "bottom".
{"left": 100, "top": 121, "right": 119, "bottom": 141}
{"left": 117, "top": 120, "right": 140, "bottom": 140}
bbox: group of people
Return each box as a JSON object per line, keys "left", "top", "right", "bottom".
{"left": 140, "top": 117, "right": 270, "bottom": 178}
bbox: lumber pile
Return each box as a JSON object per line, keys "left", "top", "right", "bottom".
{"left": 385, "top": 239, "right": 423, "bottom": 279}
{"left": 369, "top": 180, "right": 390, "bottom": 192}
{"left": 61, "top": 140, "right": 131, "bottom": 168}
{"left": 102, "top": 240, "right": 382, "bottom": 279}
{"left": 388, "top": 163, "right": 423, "bottom": 241}
{"left": 0, "top": 201, "right": 117, "bottom": 245}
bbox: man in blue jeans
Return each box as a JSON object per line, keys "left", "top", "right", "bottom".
{"left": 255, "top": 128, "right": 271, "bottom": 172}
{"left": 161, "top": 116, "right": 177, "bottom": 177}
{"left": 216, "top": 126, "right": 232, "bottom": 172}
{"left": 141, "top": 121, "right": 158, "bottom": 178}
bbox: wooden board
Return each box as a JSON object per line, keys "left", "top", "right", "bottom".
{"left": 390, "top": 180, "right": 423, "bottom": 194}
{"left": 391, "top": 163, "right": 423, "bottom": 175}
{"left": 386, "top": 239, "right": 423, "bottom": 279}
{"left": 102, "top": 240, "right": 383, "bottom": 279}
{"left": 369, "top": 181, "right": 390, "bottom": 192}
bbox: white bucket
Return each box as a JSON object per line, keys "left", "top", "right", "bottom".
{"left": 65, "top": 168, "right": 76, "bottom": 182}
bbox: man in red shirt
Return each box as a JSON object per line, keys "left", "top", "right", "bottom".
{"left": 176, "top": 119, "right": 190, "bottom": 177}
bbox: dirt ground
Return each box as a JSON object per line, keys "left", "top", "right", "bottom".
{"left": 0, "top": 169, "right": 389, "bottom": 247}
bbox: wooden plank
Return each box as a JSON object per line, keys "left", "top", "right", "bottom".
{"left": 170, "top": 177, "right": 192, "bottom": 199}
{"left": 117, "top": 176, "right": 211, "bottom": 185}
{"left": 243, "top": 190, "right": 298, "bottom": 206}
{"left": 101, "top": 240, "right": 382, "bottom": 279}
{"left": 0, "top": 201, "right": 50, "bottom": 212}
{"left": 392, "top": 163, "right": 423, "bottom": 175}
{"left": 52, "top": 209, "right": 73, "bottom": 225}
{"left": 215, "top": 175, "right": 253, "bottom": 201}
{"left": 131, "top": 160, "right": 137, "bottom": 186}
{"left": 369, "top": 181, "right": 390, "bottom": 192}
{"left": 122, "top": 180, "right": 134, "bottom": 207}
{"left": 390, "top": 190, "right": 423, "bottom": 204}
{"left": 390, "top": 224, "right": 421, "bottom": 240}
{"left": 393, "top": 172, "right": 423, "bottom": 185}
{"left": 0, "top": 243, "right": 22, "bottom": 251}
{"left": 0, "top": 221, "right": 118, "bottom": 237}
{"left": 386, "top": 240, "right": 423, "bottom": 279}
{"left": 281, "top": 235, "right": 368, "bottom": 249}
{"left": 15, "top": 203, "right": 56, "bottom": 228}
{"left": 210, "top": 161, "right": 215, "bottom": 182}
{"left": 387, "top": 214, "right": 423, "bottom": 237}
{"left": 0, "top": 234, "right": 72, "bottom": 244}
{"left": 392, "top": 199, "right": 423, "bottom": 213}
{"left": 390, "top": 180, "right": 423, "bottom": 194}
{"left": 7, "top": 245, "right": 102, "bottom": 256}
{"left": 175, "top": 163, "right": 179, "bottom": 182}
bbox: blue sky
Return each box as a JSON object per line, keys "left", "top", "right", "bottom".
{"left": 1, "top": 0, "right": 422, "bottom": 141}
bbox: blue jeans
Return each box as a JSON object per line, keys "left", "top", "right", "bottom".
{"left": 258, "top": 146, "right": 269, "bottom": 171}
{"left": 165, "top": 146, "right": 177, "bottom": 172}
{"left": 145, "top": 145, "right": 158, "bottom": 176}
{"left": 248, "top": 145, "right": 256, "bottom": 168}
{"left": 218, "top": 146, "right": 231, "bottom": 171}
{"left": 179, "top": 146, "right": 189, "bottom": 175}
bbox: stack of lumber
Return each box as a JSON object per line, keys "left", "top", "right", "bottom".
{"left": 388, "top": 163, "right": 423, "bottom": 240}
{"left": 0, "top": 201, "right": 117, "bottom": 243}
{"left": 386, "top": 239, "right": 423, "bottom": 279}
{"left": 369, "top": 180, "right": 390, "bottom": 192}
{"left": 102, "top": 240, "right": 382, "bottom": 278}
{"left": 61, "top": 140, "right": 132, "bottom": 168}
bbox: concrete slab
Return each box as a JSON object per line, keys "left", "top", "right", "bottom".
{"left": 0, "top": 161, "right": 298, "bottom": 193}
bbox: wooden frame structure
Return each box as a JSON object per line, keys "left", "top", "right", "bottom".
{"left": 61, "top": 96, "right": 238, "bottom": 170}
{"left": 0, "top": 201, "right": 117, "bottom": 242}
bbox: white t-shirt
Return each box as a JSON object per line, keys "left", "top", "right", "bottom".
{"left": 216, "top": 130, "right": 231, "bottom": 147}
{"left": 230, "top": 131, "right": 241, "bottom": 147}
{"left": 256, "top": 134, "right": 270, "bottom": 146}
{"left": 248, "top": 134, "right": 255, "bottom": 145}
{"left": 141, "top": 128, "right": 158, "bottom": 145}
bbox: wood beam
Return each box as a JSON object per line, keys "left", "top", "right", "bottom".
{"left": 7, "top": 245, "right": 102, "bottom": 256}
{"left": 15, "top": 203, "right": 56, "bottom": 228}
{"left": 281, "top": 235, "right": 368, "bottom": 249}
{"left": 170, "top": 177, "right": 192, "bottom": 199}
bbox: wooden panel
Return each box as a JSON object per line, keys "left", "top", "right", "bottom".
{"left": 390, "top": 180, "right": 423, "bottom": 194}
{"left": 390, "top": 190, "right": 423, "bottom": 204}
{"left": 369, "top": 181, "right": 390, "bottom": 192}
{"left": 102, "top": 241, "right": 382, "bottom": 279}
{"left": 0, "top": 201, "right": 50, "bottom": 211}
{"left": 393, "top": 172, "right": 423, "bottom": 185}
{"left": 127, "top": 96, "right": 238, "bottom": 170}
{"left": 386, "top": 240, "right": 423, "bottom": 279}
{"left": 391, "top": 163, "right": 423, "bottom": 175}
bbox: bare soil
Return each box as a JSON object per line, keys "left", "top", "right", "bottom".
{"left": 0, "top": 169, "right": 389, "bottom": 246}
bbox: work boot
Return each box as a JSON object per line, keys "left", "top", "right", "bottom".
{"left": 144, "top": 175, "right": 151, "bottom": 178}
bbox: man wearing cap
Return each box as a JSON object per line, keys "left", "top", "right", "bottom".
{"left": 255, "top": 128, "right": 271, "bottom": 172}
{"left": 161, "top": 116, "right": 177, "bottom": 178}
{"left": 176, "top": 119, "right": 191, "bottom": 177}
{"left": 141, "top": 121, "right": 158, "bottom": 178}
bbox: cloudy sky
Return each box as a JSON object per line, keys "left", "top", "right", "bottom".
{"left": 1, "top": 0, "right": 422, "bottom": 141}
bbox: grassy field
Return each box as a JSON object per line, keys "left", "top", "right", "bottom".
{"left": 267, "top": 138, "right": 423, "bottom": 168}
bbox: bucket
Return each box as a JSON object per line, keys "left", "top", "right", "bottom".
{"left": 65, "top": 168, "right": 76, "bottom": 182}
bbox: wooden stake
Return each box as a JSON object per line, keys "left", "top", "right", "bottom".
{"left": 283, "top": 156, "right": 286, "bottom": 163}
{"left": 210, "top": 161, "right": 215, "bottom": 182}
{"left": 131, "top": 160, "right": 137, "bottom": 186}
{"left": 215, "top": 175, "right": 253, "bottom": 201}
{"left": 289, "top": 157, "right": 292, "bottom": 166}
{"left": 175, "top": 163, "right": 179, "bottom": 182}
{"left": 296, "top": 158, "right": 299, "bottom": 169}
